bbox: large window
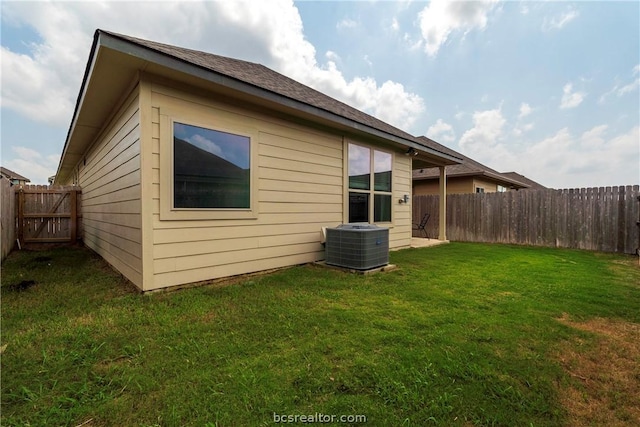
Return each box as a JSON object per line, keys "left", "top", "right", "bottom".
{"left": 173, "top": 122, "right": 250, "bottom": 209}
{"left": 348, "top": 143, "right": 392, "bottom": 223}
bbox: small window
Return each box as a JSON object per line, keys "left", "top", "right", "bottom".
{"left": 348, "top": 143, "right": 393, "bottom": 223}
{"left": 497, "top": 185, "right": 507, "bottom": 192}
{"left": 173, "top": 122, "right": 250, "bottom": 209}
{"left": 476, "top": 187, "right": 485, "bottom": 193}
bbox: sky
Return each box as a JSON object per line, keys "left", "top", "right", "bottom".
{"left": 1, "top": 0, "right": 638, "bottom": 188}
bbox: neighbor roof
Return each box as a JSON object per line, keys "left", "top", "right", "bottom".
{"left": 412, "top": 136, "right": 529, "bottom": 189}
{"left": 56, "top": 30, "right": 461, "bottom": 183}
{"left": 501, "top": 172, "right": 547, "bottom": 190}
{"left": 0, "top": 167, "right": 30, "bottom": 182}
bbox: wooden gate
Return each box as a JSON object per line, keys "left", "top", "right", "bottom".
{"left": 16, "top": 185, "right": 82, "bottom": 245}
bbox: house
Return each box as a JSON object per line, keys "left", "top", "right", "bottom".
{"left": 0, "top": 167, "right": 30, "bottom": 186}
{"left": 500, "top": 172, "right": 547, "bottom": 190}
{"left": 412, "top": 136, "right": 529, "bottom": 195}
{"left": 54, "top": 30, "right": 461, "bottom": 291}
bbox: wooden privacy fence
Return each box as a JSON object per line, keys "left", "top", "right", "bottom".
{"left": 1, "top": 178, "right": 16, "bottom": 261}
{"left": 413, "top": 185, "right": 640, "bottom": 254}
{"left": 15, "top": 185, "right": 82, "bottom": 246}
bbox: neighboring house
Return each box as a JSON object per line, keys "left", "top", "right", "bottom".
{"left": 55, "top": 30, "right": 461, "bottom": 292}
{"left": 412, "top": 136, "right": 529, "bottom": 195}
{"left": 48, "top": 175, "right": 56, "bottom": 185}
{"left": 0, "top": 167, "right": 30, "bottom": 186}
{"left": 500, "top": 172, "right": 547, "bottom": 190}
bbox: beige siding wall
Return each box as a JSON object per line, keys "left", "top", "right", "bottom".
{"left": 146, "top": 80, "right": 412, "bottom": 290}
{"left": 391, "top": 154, "right": 412, "bottom": 249}
{"left": 413, "top": 177, "right": 473, "bottom": 195}
{"left": 78, "top": 89, "right": 143, "bottom": 288}
{"left": 473, "top": 178, "right": 499, "bottom": 193}
{"left": 413, "top": 177, "right": 505, "bottom": 195}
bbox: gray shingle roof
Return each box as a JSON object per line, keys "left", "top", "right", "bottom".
{"left": 501, "top": 172, "right": 547, "bottom": 190}
{"left": 412, "top": 136, "right": 529, "bottom": 188}
{"left": 102, "top": 30, "right": 441, "bottom": 153}
{"left": 0, "top": 167, "right": 30, "bottom": 182}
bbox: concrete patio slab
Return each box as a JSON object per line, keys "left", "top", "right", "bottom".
{"left": 410, "top": 238, "right": 450, "bottom": 249}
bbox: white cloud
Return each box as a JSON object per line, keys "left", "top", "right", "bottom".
{"left": 371, "top": 81, "right": 425, "bottom": 130}
{"left": 426, "top": 119, "right": 455, "bottom": 144}
{"left": 560, "top": 83, "right": 585, "bottom": 109}
{"left": 1, "top": 1, "right": 426, "bottom": 136}
{"left": 513, "top": 122, "right": 534, "bottom": 137}
{"left": 467, "top": 125, "right": 640, "bottom": 188}
{"left": 4, "top": 146, "right": 60, "bottom": 185}
{"left": 325, "top": 50, "right": 340, "bottom": 62}
{"left": 417, "top": 0, "right": 499, "bottom": 56}
{"left": 616, "top": 79, "right": 640, "bottom": 96}
{"left": 580, "top": 124, "right": 608, "bottom": 149}
{"left": 0, "top": 9, "right": 88, "bottom": 127}
{"left": 513, "top": 103, "right": 534, "bottom": 136}
{"left": 337, "top": 18, "right": 357, "bottom": 30}
{"left": 542, "top": 8, "right": 579, "bottom": 32}
{"left": 459, "top": 108, "right": 506, "bottom": 154}
{"left": 599, "top": 64, "right": 640, "bottom": 103}
{"left": 518, "top": 102, "right": 532, "bottom": 119}
{"left": 390, "top": 17, "right": 399, "bottom": 32}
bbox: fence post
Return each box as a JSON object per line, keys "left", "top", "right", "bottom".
{"left": 439, "top": 166, "right": 447, "bottom": 241}
{"left": 70, "top": 189, "right": 78, "bottom": 243}
{"left": 16, "top": 188, "right": 24, "bottom": 246}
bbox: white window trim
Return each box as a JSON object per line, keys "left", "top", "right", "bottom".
{"left": 159, "top": 109, "right": 259, "bottom": 221}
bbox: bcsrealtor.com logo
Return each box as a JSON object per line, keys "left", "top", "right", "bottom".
{"left": 273, "top": 412, "right": 367, "bottom": 424}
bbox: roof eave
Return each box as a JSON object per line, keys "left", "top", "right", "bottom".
{"left": 99, "top": 31, "right": 461, "bottom": 166}
{"left": 55, "top": 30, "right": 461, "bottom": 183}
{"left": 414, "top": 169, "right": 530, "bottom": 189}
{"left": 480, "top": 171, "right": 530, "bottom": 189}
{"left": 55, "top": 31, "right": 102, "bottom": 185}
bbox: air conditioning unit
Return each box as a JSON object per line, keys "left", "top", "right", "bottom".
{"left": 325, "top": 223, "right": 389, "bottom": 270}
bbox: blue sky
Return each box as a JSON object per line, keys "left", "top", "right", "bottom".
{"left": 1, "top": 0, "right": 638, "bottom": 187}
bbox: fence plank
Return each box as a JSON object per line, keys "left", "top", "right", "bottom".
{"left": 413, "top": 185, "right": 640, "bottom": 254}
{"left": 1, "top": 179, "right": 16, "bottom": 260}
{"left": 15, "top": 185, "right": 82, "bottom": 246}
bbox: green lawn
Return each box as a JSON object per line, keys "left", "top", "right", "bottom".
{"left": 1, "top": 243, "right": 639, "bottom": 426}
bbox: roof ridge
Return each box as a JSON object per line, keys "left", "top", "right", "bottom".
{"left": 100, "top": 29, "right": 265, "bottom": 67}
{"left": 98, "top": 29, "right": 423, "bottom": 144}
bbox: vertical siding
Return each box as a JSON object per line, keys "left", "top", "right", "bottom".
{"left": 147, "top": 82, "right": 414, "bottom": 290}
{"left": 79, "top": 90, "right": 143, "bottom": 288}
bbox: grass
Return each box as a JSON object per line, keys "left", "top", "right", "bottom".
{"left": 1, "top": 243, "right": 639, "bottom": 426}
